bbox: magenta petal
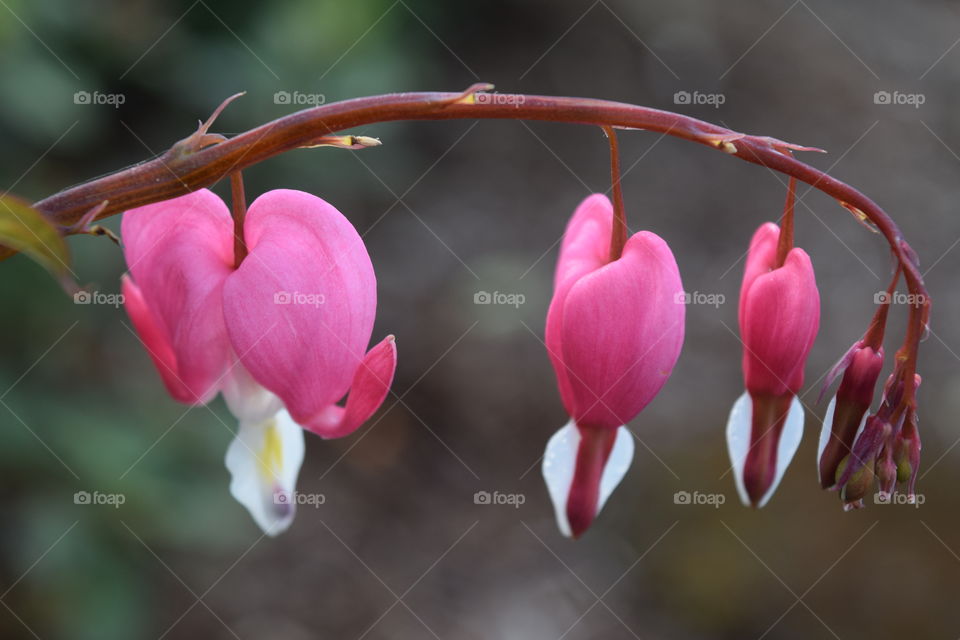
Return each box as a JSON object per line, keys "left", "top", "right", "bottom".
{"left": 303, "top": 335, "right": 398, "bottom": 439}
{"left": 818, "top": 340, "right": 864, "bottom": 404}
{"left": 553, "top": 194, "right": 613, "bottom": 290}
{"left": 222, "top": 189, "right": 377, "bottom": 426}
{"left": 738, "top": 222, "right": 779, "bottom": 328}
{"left": 121, "top": 189, "right": 235, "bottom": 404}
{"left": 122, "top": 275, "right": 193, "bottom": 403}
{"left": 741, "top": 247, "right": 820, "bottom": 395}
{"left": 545, "top": 195, "right": 614, "bottom": 416}
{"left": 558, "top": 231, "right": 685, "bottom": 429}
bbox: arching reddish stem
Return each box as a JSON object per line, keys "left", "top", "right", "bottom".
{"left": 12, "top": 88, "right": 928, "bottom": 408}
{"left": 863, "top": 266, "right": 900, "bottom": 350}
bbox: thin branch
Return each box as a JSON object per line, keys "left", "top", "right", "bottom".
{"left": 12, "top": 88, "right": 928, "bottom": 406}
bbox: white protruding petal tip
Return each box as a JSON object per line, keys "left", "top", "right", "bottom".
{"left": 541, "top": 420, "right": 634, "bottom": 537}
{"left": 760, "top": 396, "right": 804, "bottom": 508}
{"left": 817, "top": 396, "right": 838, "bottom": 464}
{"left": 726, "top": 392, "right": 753, "bottom": 507}
{"left": 726, "top": 393, "right": 805, "bottom": 508}
{"left": 598, "top": 426, "right": 634, "bottom": 513}
{"left": 542, "top": 420, "right": 578, "bottom": 538}
{"left": 225, "top": 408, "right": 305, "bottom": 536}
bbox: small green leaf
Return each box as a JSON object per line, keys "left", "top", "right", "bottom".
{"left": 0, "top": 195, "right": 74, "bottom": 289}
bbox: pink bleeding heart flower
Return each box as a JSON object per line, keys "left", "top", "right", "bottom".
{"left": 727, "top": 222, "right": 819, "bottom": 507}
{"left": 121, "top": 188, "right": 397, "bottom": 534}
{"left": 542, "top": 194, "right": 685, "bottom": 538}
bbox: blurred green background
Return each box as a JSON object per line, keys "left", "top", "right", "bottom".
{"left": 1, "top": 0, "right": 959, "bottom": 638}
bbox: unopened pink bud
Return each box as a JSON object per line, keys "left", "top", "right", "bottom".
{"left": 818, "top": 344, "right": 883, "bottom": 488}
{"left": 839, "top": 454, "right": 875, "bottom": 511}
{"left": 875, "top": 445, "right": 897, "bottom": 497}
{"left": 894, "top": 410, "right": 922, "bottom": 497}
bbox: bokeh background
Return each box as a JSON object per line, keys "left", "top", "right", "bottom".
{"left": 1, "top": 0, "right": 959, "bottom": 638}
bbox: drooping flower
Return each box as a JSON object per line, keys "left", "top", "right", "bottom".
{"left": 817, "top": 340, "right": 884, "bottom": 489}
{"left": 121, "top": 188, "right": 397, "bottom": 534}
{"left": 542, "top": 194, "right": 685, "bottom": 538}
{"left": 833, "top": 371, "right": 922, "bottom": 510}
{"left": 727, "top": 222, "right": 819, "bottom": 507}
{"left": 814, "top": 267, "right": 930, "bottom": 510}
{"left": 893, "top": 406, "right": 922, "bottom": 498}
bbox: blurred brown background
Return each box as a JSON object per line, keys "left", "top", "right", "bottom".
{"left": 1, "top": 0, "right": 958, "bottom": 638}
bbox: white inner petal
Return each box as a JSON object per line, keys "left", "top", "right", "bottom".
{"left": 225, "top": 408, "right": 305, "bottom": 536}
{"left": 726, "top": 392, "right": 753, "bottom": 507}
{"left": 542, "top": 420, "right": 578, "bottom": 538}
{"left": 726, "top": 392, "right": 805, "bottom": 507}
{"left": 222, "top": 361, "right": 283, "bottom": 423}
{"left": 764, "top": 396, "right": 804, "bottom": 507}
{"left": 598, "top": 427, "right": 634, "bottom": 513}
{"left": 542, "top": 420, "right": 634, "bottom": 537}
{"left": 817, "top": 396, "right": 837, "bottom": 463}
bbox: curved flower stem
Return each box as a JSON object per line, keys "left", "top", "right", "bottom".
{"left": 26, "top": 91, "right": 804, "bottom": 226}
{"left": 862, "top": 265, "right": 899, "bottom": 350}
{"left": 603, "top": 126, "right": 627, "bottom": 262}
{"left": 774, "top": 177, "right": 796, "bottom": 269}
{"left": 18, "top": 87, "right": 929, "bottom": 407}
{"left": 229, "top": 171, "right": 247, "bottom": 268}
